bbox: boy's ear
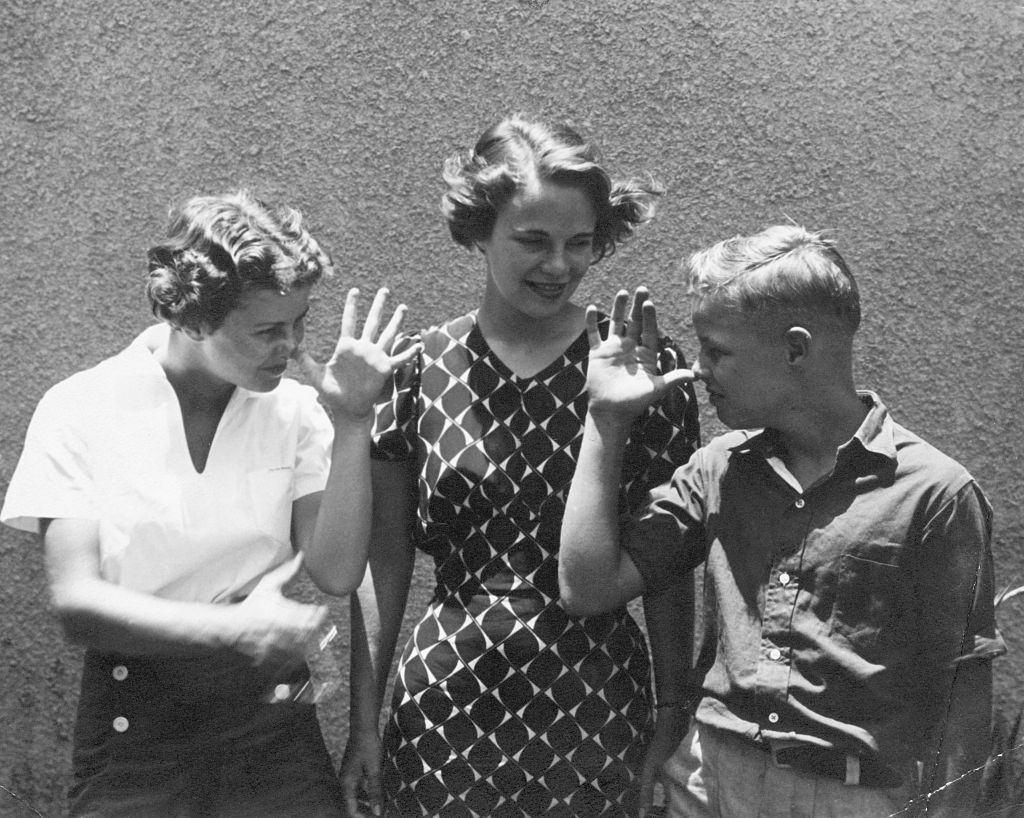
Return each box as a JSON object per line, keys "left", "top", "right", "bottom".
{"left": 784, "top": 326, "right": 812, "bottom": 364}
{"left": 181, "top": 325, "right": 206, "bottom": 342}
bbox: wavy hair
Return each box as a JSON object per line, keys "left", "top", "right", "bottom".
{"left": 441, "top": 116, "right": 661, "bottom": 262}
{"left": 145, "top": 190, "right": 333, "bottom": 332}
{"left": 687, "top": 225, "right": 861, "bottom": 333}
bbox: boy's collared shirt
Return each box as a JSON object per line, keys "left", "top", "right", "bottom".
{"left": 624, "top": 391, "right": 1002, "bottom": 767}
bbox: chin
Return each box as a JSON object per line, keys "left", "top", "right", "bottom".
{"left": 247, "top": 373, "right": 284, "bottom": 392}
{"left": 714, "top": 409, "right": 745, "bottom": 430}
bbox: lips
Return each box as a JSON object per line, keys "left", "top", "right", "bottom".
{"left": 261, "top": 363, "right": 288, "bottom": 377}
{"left": 526, "top": 282, "right": 567, "bottom": 298}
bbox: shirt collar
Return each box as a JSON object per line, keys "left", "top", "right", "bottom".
{"left": 844, "top": 390, "right": 896, "bottom": 463}
{"left": 728, "top": 391, "right": 897, "bottom": 470}
{"left": 123, "top": 324, "right": 266, "bottom": 403}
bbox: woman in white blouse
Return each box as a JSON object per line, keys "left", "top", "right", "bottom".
{"left": 1, "top": 191, "right": 417, "bottom": 817}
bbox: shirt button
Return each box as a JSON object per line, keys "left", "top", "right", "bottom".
{"left": 112, "top": 716, "right": 129, "bottom": 733}
{"left": 111, "top": 665, "right": 128, "bottom": 681}
{"left": 779, "top": 572, "right": 791, "bottom": 585}
{"left": 272, "top": 684, "right": 292, "bottom": 702}
{"left": 768, "top": 712, "right": 780, "bottom": 724}
{"left": 768, "top": 648, "right": 782, "bottom": 661}
{"left": 794, "top": 498, "right": 806, "bottom": 509}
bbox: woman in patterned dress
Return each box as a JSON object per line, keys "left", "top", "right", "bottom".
{"left": 342, "top": 117, "right": 701, "bottom": 817}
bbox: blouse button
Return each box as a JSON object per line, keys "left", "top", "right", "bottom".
{"left": 112, "top": 716, "right": 129, "bottom": 733}
{"left": 768, "top": 648, "right": 782, "bottom": 661}
{"left": 768, "top": 712, "right": 780, "bottom": 724}
{"left": 112, "top": 665, "right": 128, "bottom": 682}
{"left": 794, "top": 498, "right": 806, "bottom": 509}
{"left": 779, "top": 572, "right": 791, "bottom": 586}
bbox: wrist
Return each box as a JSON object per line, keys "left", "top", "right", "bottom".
{"left": 331, "top": 411, "right": 375, "bottom": 433}
{"left": 348, "top": 714, "right": 382, "bottom": 736}
{"left": 586, "top": 407, "right": 635, "bottom": 435}
{"left": 216, "top": 603, "right": 248, "bottom": 656}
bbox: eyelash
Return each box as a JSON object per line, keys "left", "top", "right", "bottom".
{"left": 517, "top": 238, "right": 592, "bottom": 250}
{"left": 259, "top": 316, "right": 306, "bottom": 338}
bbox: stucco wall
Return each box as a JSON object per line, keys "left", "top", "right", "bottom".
{"left": 2, "top": 0, "right": 1022, "bottom": 813}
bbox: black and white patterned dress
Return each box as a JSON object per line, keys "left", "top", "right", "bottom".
{"left": 373, "top": 312, "right": 699, "bottom": 817}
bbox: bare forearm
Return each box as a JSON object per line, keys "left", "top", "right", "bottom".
{"left": 559, "top": 411, "right": 642, "bottom": 613}
{"left": 51, "top": 576, "right": 241, "bottom": 657}
{"left": 305, "top": 416, "right": 375, "bottom": 595}
{"left": 350, "top": 554, "right": 414, "bottom": 729}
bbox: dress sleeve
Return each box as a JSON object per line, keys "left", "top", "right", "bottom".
{"left": 1, "top": 382, "right": 97, "bottom": 533}
{"left": 372, "top": 332, "right": 423, "bottom": 463}
{"left": 292, "top": 385, "right": 334, "bottom": 500}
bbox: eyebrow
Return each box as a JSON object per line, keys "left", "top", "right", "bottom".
{"left": 255, "top": 307, "right": 310, "bottom": 328}
{"left": 511, "top": 227, "right": 596, "bottom": 238}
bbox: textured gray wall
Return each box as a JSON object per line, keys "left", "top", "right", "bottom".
{"left": 2, "top": 0, "right": 1022, "bottom": 813}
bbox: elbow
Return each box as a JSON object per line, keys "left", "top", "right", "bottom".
{"left": 306, "top": 562, "right": 365, "bottom": 598}
{"left": 49, "top": 587, "right": 97, "bottom": 646}
{"left": 561, "top": 591, "right": 605, "bottom": 618}
{"left": 558, "top": 578, "right": 612, "bottom": 618}
{"left": 55, "top": 613, "right": 91, "bottom": 646}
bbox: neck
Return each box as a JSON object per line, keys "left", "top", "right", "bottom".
{"left": 157, "top": 330, "right": 235, "bottom": 411}
{"left": 477, "top": 289, "right": 585, "bottom": 347}
{"left": 775, "top": 387, "right": 868, "bottom": 489}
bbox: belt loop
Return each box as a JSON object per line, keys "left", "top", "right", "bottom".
{"left": 844, "top": 754, "right": 860, "bottom": 786}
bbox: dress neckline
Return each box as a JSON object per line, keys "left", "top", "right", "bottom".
{"left": 466, "top": 311, "right": 596, "bottom": 384}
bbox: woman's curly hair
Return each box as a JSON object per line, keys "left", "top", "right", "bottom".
{"left": 145, "top": 190, "right": 333, "bottom": 332}
{"left": 441, "top": 116, "right": 661, "bottom": 262}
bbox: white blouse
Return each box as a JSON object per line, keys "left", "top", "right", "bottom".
{"left": 1, "top": 332, "right": 332, "bottom": 603}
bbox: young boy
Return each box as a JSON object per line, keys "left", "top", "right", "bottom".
{"left": 559, "top": 225, "right": 1001, "bottom": 817}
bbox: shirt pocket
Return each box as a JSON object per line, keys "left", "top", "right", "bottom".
{"left": 246, "top": 466, "right": 294, "bottom": 545}
{"left": 829, "top": 542, "right": 908, "bottom": 654}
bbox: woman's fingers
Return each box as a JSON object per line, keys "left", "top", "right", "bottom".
{"left": 627, "top": 287, "right": 649, "bottom": 343}
{"left": 663, "top": 367, "right": 698, "bottom": 387}
{"left": 360, "top": 287, "right": 389, "bottom": 341}
{"left": 389, "top": 339, "right": 423, "bottom": 368}
{"left": 584, "top": 304, "right": 602, "bottom": 349}
{"left": 340, "top": 288, "right": 360, "bottom": 340}
{"left": 333, "top": 287, "right": 406, "bottom": 355}
{"left": 377, "top": 302, "right": 408, "bottom": 351}
{"left": 609, "top": 290, "right": 630, "bottom": 335}
{"left": 640, "top": 299, "right": 660, "bottom": 351}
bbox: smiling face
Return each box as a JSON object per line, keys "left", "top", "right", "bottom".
{"left": 477, "top": 179, "right": 597, "bottom": 323}
{"left": 198, "top": 284, "right": 312, "bottom": 392}
{"left": 692, "top": 297, "right": 793, "bottom": 430}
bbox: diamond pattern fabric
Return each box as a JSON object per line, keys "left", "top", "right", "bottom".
{"left": 373, "top": 312, "right": 700, "bottom": 817}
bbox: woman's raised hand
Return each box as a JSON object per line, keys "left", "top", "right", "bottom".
{"left": 294, "top": 288, "right": 421, "bottom": 423}
{"left": 585, "top": 288, "right": 696, "bottom": 419}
